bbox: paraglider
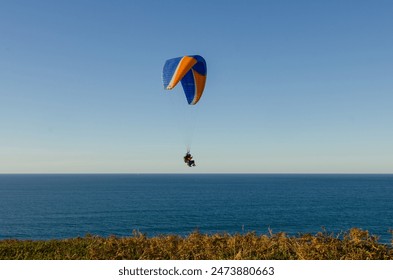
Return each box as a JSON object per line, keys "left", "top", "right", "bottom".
{"left": 184, "top": 152, "right": 196, "bottom": 167}
{"left": 162, "top": 55, "right": 207, "bottom": 167}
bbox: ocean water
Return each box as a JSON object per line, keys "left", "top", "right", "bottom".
{"left": 0, "top": 174, "right": 392, "bottom": 243}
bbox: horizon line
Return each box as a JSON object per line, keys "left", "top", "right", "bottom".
{"left": 1, "top": 172, "right": 393, "bottom": 175}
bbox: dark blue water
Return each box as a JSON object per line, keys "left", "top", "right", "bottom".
{"left": 1, "top": 174, "right": 392, "bottom": 243}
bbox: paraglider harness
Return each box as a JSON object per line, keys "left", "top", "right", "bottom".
{"left": 184, "top": 152, "right": 196, "bottom": 167}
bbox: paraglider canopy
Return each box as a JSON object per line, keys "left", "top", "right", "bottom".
{"left": 162, "top": 55, "right": 207, "bottom": 105}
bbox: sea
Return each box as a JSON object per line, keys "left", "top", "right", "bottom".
{"left": 0, "top": 174, "right": 392, "bottom": 243}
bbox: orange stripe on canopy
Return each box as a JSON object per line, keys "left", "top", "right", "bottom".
{"left": 167, "top": 56, "right": 197, "bottom": 89}
{"left": 190, "top": 70, "right": 206, "bottom": 105}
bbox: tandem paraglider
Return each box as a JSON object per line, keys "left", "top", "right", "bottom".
{"left": 183, "top": 152, "right": 196, "bottom": 167}
{"left": 162, "top": 55, "right": 207, "bottom": 167}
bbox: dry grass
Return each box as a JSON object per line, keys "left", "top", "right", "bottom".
{"left": 1, "top": 228, "right": 392, "bottom": 260}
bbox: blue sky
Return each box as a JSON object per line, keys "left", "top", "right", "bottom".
{"left": 1, "top": 0, "right": 392, "bottom": 173}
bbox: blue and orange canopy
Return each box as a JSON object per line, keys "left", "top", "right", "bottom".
{"left": 162, "top": 55, "right": 207, "bottom": 105}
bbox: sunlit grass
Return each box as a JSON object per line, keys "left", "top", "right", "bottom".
{"left": 1, "top": 228, "right": 392, "bottom": 260}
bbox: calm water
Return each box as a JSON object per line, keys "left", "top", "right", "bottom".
{"left": 0, "top": 174, "right": 392, "bottom": 243}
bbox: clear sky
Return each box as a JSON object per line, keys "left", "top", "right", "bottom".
{"left": 1, "top": 0, "right": 392, "bottom": 173}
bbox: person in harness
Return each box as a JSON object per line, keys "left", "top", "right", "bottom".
{"left": 183, "top": 152, "right": 196, "bottom": 167}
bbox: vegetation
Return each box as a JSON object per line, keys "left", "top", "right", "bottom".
{"left": 1, "top": 228, "right": 392, "bottom": 260}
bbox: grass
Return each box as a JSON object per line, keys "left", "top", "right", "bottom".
{"left": 1, "top": 228, "right": 392, "bottom": 260}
